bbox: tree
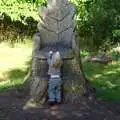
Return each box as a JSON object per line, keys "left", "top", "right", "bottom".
{"left": 27, "top": 0, "right": 88, "bottom": 104}
{"left": 72, "top": 0, "right": 120, "bottom": 50}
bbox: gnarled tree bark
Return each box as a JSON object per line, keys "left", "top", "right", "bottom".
{"left": 25, "top": 0, "right": 88, "bottom": 104}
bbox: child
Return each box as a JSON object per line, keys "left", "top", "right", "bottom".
{"left": 47, "top": 51, "right": 63, "bottom": 105}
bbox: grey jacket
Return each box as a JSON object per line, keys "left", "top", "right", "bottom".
{"left": 47, "top": 57, "right": 61, "bottom": 76}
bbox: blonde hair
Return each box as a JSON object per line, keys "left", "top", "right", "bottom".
{"left": 50, "top": 51, "right": 63, "bottom": 68}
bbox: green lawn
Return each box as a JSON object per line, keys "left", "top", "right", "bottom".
{"left": 0, "top": 42, "right": 120, "bottom": 102}
{"left": 0, "top": 42, "right": 32, "bottom": 91}
{"left": 82, "top": 60, "right": 120, "bottom": 102}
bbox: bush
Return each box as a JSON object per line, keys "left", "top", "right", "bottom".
{"left": 71, "top": 0, "right": 120, "bottom": 51}
{"left": 111, "top": 45, "right": 120, "bottom": 61}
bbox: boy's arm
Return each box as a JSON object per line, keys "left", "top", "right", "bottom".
{"left": 47, "top": 51, "right": 53, "bottom": 65}
{"left": 47, "top": 57, "right": 51, "bottom": 65}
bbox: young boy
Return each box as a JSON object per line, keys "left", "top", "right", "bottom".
{"left": 47, "top": 51, "right": 63, "bottom": 105}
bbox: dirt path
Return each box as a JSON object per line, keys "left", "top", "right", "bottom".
{"left": 0, "top": 90, "right": 120, "bottom": 120}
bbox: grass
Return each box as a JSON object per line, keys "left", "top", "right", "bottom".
{"left": 0, "top": 0, "right": 39, "bottom": 91}
{"left": 0, "top": 41, "right": 120, "bottom": 102}
{"left": 0, "top": 0, "right": 120, "bottom": 102}
{"left": 0, "top": 42, "right": 32, "bottom": 91}
{"left": 82, "top": 60, "right": 120, "bottom": 102}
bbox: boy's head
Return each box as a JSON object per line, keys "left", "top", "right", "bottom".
{"left": 49, "top": 51, "right": 53, "bottom": 54}
{"left": 48, "top": 51, "right": 53, "bottom": 59}
{"left": 51, "top": 51, "right": 62, "bottom": 68}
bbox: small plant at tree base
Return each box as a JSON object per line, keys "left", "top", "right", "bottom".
{"left": 80, "top": 50, "right": 90, "bottom": 57}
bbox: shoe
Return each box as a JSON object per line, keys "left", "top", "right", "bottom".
{"left": 55, "top": 101, "right": 61, "bottom": 105}
{"left": 47, "top": 101, "right": 55, "bottom": 106}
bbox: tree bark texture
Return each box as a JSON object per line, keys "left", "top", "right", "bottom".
{"left": 29, "top": 0, "right": 86, "bottom": 104}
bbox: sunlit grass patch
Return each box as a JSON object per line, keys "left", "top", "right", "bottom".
{"left": 0, "top": 42, "right": 32, "bottom": 91}
{"left": 82, "top": 60, "right": 120, "bottom": 101}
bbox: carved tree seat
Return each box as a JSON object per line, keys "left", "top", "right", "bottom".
{"left": 35, "top": 41, "right": 74, "bottom": 60}
{"left": 30, "top": 0, "right": 86, "bottom": 103}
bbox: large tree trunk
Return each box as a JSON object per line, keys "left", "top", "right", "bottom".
{"left": 24, "top": 0, "right": 88, "bottom": 104}
{"left": 29, "top": 58, "right": 48, "bottom": 103}
{"left": 62, "top": 57, "right": 86, "bottom": 103}
{"left": 28, "top": 49, "right": 87, "bottom": 104}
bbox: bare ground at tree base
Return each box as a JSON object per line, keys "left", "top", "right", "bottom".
{"left": 0, "top": 90, "right": 120, "bottom": 120}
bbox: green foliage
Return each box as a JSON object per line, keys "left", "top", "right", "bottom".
{"left": 0, "top": 1, "right": 39, "bottom": 43}
{"left": 112, "top": 29, "right": 120, "bottom": 44}
{"left": 110, "top": 45, "right": 120, "bottom": 61}
{"left": 1, "top": 0, "right": 120, "bottom": 50}
{"left": 80, "top": 50, "right": 90, "bottom": 57}
{"left": 0, "top": 1, "right": 38, "bottom": 21}
{"left": 112, "top": 30, "right": 120, "bottom": 38}
{"left": 0, "top": 0, "right": 120, "bottom": 102}
{"left": 1, "top": 0, "right": 47, "bottom": 6}
{"left": 71, "top": 0, "right": 120, "bottom": 50}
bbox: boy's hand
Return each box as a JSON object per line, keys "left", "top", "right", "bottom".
{"left": 48, "top": 51, "right": 53, "bottom": 59}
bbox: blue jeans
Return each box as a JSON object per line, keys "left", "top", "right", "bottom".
{"left": 48, "top": 78, "right": 62, "bottom": 102}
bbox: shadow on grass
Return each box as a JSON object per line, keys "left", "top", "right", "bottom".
{"left": 0, "top": 69, "right": 27, "bottom": 92}
{"left": 0, "top": 58, "right": 32, "bottom": 92}
{"left": 0, "top": 12, "right": 38, "bottom": 45}
{"left": 82, "top": 61, "right": 120, "bottom": 102}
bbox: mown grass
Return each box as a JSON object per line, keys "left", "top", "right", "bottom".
{"left": 0, "top": 41, "right": 120, "bottom": 102}
{"left": 0, "top": 0, "right": 120, "bottom": 101}
{"left": 0, "top": 0, "right": 38, "bottom": 91}
{"left": 0, "top": 42, "right": 32, "bottom": 91}
{"left": 82, "top": 60, "right": 120, "bottom": 102}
